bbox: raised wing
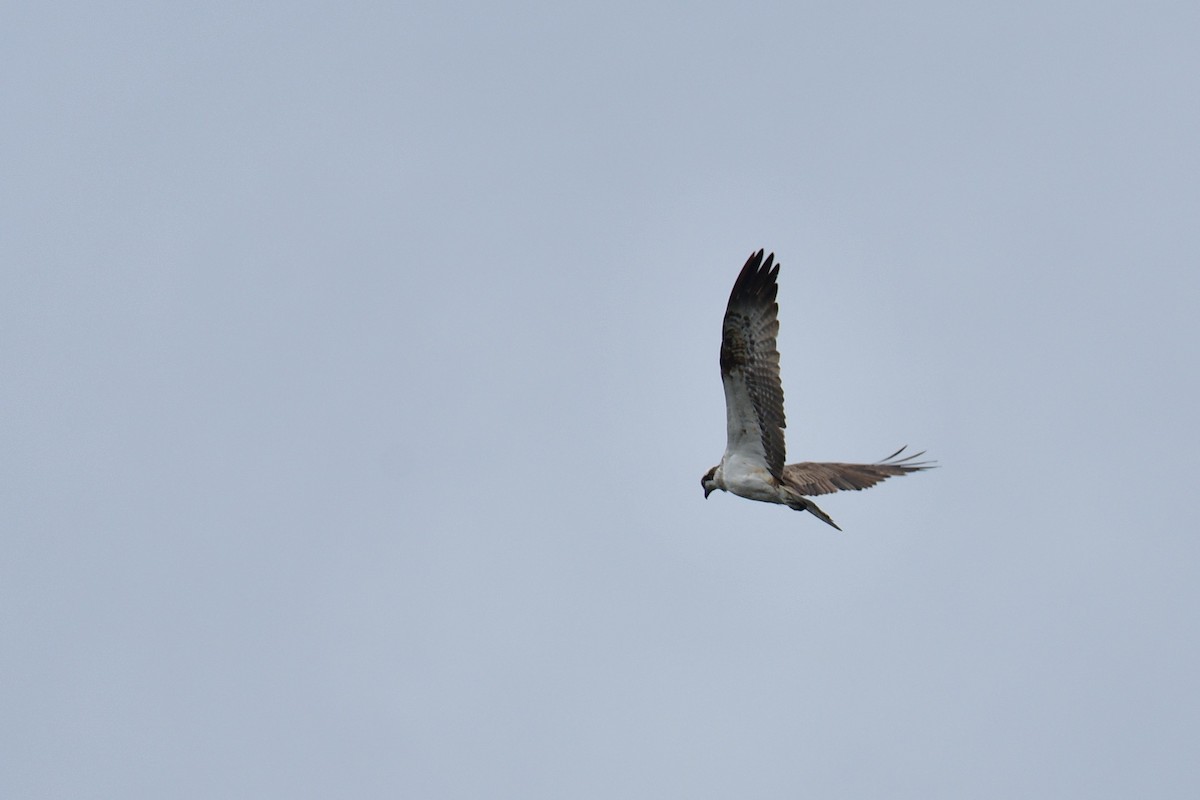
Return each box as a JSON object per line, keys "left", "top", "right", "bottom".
{"left": 720, "top": 250, "right": 787, "bottom": 478}
{"left": 782, "top": 446, "right": 935, "bottom": 496}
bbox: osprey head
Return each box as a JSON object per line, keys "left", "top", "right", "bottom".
{"left": 701, "top": 466, "right": 719, "bottom": 499}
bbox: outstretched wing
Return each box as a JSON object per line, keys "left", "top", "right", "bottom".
{"left": 720, "top": 250, "right": 787, "bottom": 479}
{"left": 782, "top": 446, "right": 935, "bottom": 496}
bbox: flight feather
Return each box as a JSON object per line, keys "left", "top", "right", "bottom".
{"left": 782, "top": 446, "right": 935, "bottom": 497}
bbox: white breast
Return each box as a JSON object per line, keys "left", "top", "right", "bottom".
{"left": 718, "top": 453, "right": 783, "bottom": 503}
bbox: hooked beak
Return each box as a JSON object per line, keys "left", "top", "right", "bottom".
{"left": 703, "top": 486, "right": 713, "bottom": 499}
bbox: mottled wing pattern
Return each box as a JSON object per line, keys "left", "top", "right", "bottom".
{"left": 720, "top": 250, "right": 787, "bottom": 478}
{"left": 782, "top": 447, "right": 935, "bottom": 496}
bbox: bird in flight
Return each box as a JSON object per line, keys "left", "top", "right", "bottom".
{"left": 701, "top": 250, "right": 933, "bottom": 530}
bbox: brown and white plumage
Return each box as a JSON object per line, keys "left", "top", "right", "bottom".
{"left": 700, "top": 250, "right": 933, "bottom": 530}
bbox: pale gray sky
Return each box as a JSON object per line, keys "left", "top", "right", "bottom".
{"left": 4, "top": 2, "right": 1199, "bottom": 798}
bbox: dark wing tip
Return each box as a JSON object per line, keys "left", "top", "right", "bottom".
{"left": 728, "top": 249, "right": 780, "bottom": 308}
{"left": 877, "top": 445, "right": 937, "bottom": 470}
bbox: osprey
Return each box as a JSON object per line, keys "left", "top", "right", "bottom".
{"left": 701, "top": 250, "right": 933, "bottom": 530}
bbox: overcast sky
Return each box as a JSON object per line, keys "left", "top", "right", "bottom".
{"left": 4, "top": 2, "right": 1199, "bottom": 798}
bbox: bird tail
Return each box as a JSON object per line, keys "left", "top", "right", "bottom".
{"left": 785, "top": 492, "right": 842, "bottom": 531}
